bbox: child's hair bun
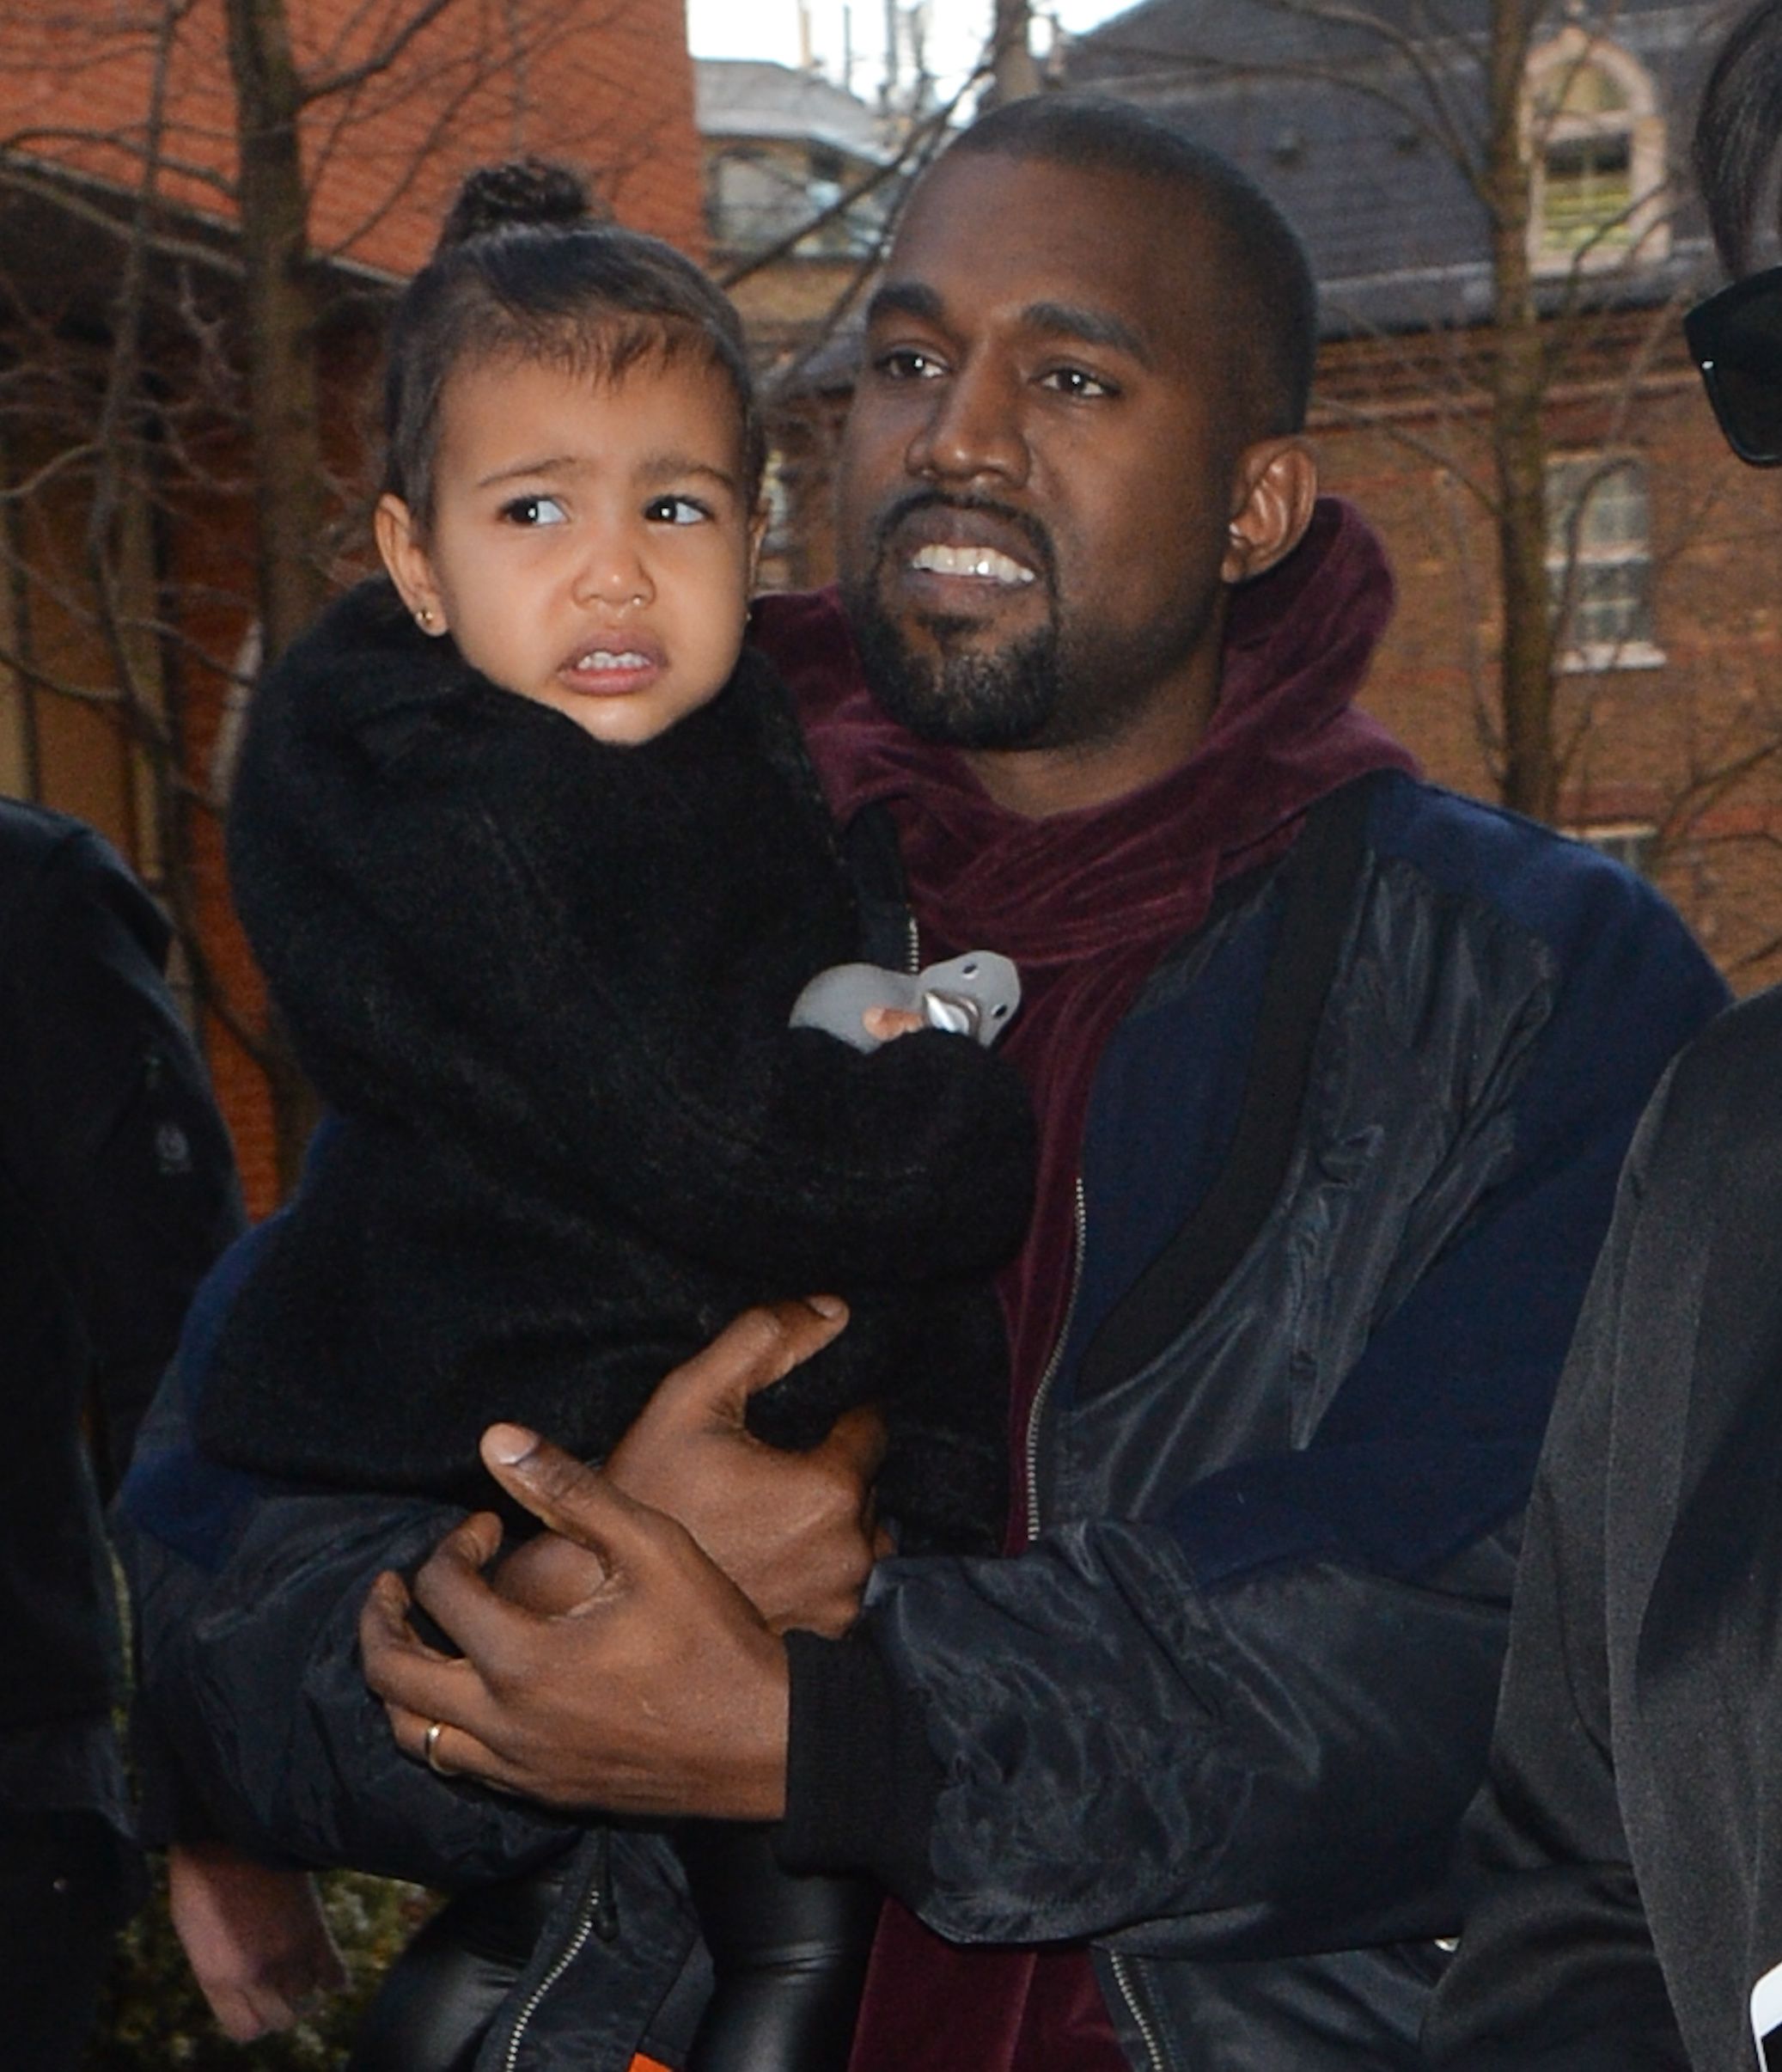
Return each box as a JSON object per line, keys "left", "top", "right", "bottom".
{"left": 436, "top": 159, "right": 605, "bottom": 253}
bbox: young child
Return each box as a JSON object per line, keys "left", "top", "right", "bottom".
{"left": 164, "top": 161, "right": 1034, "bottom": 2069}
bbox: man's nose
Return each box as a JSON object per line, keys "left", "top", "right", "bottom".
{"left": 906, "top": 364, "right": 1028, "bottom": 486}
{"left": 573, "top": 529, "right": 654, "bottom": 609}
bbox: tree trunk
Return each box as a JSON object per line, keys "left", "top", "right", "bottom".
{"left": 225, "top": 0, "right": 326, "bottom": 1183}
{"left": 1485, "top": 0, "right": 1558, "bottom": 822}
{"left": 225, "top": 0, "right": 330, "bottom": 670}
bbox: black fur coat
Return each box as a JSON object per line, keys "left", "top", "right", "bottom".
{"left": 193, "top": 580, "right": 1034, "bottom": 1550}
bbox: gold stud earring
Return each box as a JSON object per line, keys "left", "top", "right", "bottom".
{"left": 416, "top": 607, "right": 435, "bottom": 629}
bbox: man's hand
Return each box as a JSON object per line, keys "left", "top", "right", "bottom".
{"left": 603, "top": 1296, "right": 887, "bottom": 1635}
{"left": 485, "top": 1296, "right": 886, "bottom": 1633}
{"left": 167, "top": 1842, "right": 345, "bottom": 2042}
{"left": 360, "top": 1433, "right": 791, "bottom": 1820}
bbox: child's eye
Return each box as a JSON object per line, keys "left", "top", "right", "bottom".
{"left": 644, "top": 494, "right": 711, "bottom": 526}
{"left": 500, "top": 494, "right": 569, "bottom": 527}
{"left": 1039, "top": 365, "right": 1117, "bottom": 400}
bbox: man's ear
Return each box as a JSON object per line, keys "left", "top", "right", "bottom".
{"left": 1223, "top": 437, "right": 1319, "bottom": 584}
{"left": 375, "top": 492, "right": 448, "bottom": 633}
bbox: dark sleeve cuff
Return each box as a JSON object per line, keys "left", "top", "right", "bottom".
{"left": 131, "top": 1693, "right": 224, "bottom": 1850}
{"left": 776, "top": 1629, "right": 943, "bottom": 1898}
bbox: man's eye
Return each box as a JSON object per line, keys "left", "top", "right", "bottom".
{"left": 644, "top": 494, "right": 711, "bottom": 526}
{"left": 501, "top": 494, "right": 568, "bottom": 526}
{"left": 875, "top": 347, "right": 945, "bottom": 382}
{"left": 1040, "top": 366, "right": 1116, "bottom": 400}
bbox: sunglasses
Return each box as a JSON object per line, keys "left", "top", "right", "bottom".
{"left": 1686, "top": 263, "right": 1782, "bottom": 467}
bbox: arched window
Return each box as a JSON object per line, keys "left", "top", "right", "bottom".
{"left": 1525, "top": 33, "right": 1669, "bottom": 273}
{"left": 1545, "top": 452, "right": 1663, "bottom": 669}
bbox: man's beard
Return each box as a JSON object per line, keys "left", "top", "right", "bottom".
{"left": 846, "top": 596, "right": 1071, "bottom": 751}
{"left": 841, "top": 492, "right": 1222, "bottom": 756}
{"left": 840, "top": 491, "right": 1066, "bottom": 749}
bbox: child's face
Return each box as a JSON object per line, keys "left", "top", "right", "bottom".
{"left": 376, "top": 350, "right": 761, "bottom": 747}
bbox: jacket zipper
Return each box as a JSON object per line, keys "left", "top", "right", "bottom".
{"left": 922, "top": 929, "right": 1143, "bottom": 2053}
{"left": 1028, "top": 1193, "right": 1167, "bottom": 2072}
{"left": 1023, "top": 1177, "right": 1086, "bottom": 1541}
{"left": 1109, "top": 1949, "right": 1169, "bottom": 2072}
{"left": 499, "top": 1845, "right": 617, "bottom": 2071}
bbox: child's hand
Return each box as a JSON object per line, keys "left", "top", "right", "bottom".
{"left": 168, "top": 1841, "right": 346, "bottom": 2041}
{"left": 862, "top": 1005, "right": 926, "bottom": 1042}
{"left": 491, "top": 1526, "right": 608, "bottom": 1617}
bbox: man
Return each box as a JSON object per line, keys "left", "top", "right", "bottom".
{"left": 0, "top": 800, "right": 245, "bottom": 2066}
{"left": 122, "top": 99, "right": 1724, "bottom": 2070}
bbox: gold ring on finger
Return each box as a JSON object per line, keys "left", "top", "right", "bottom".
{"left": 424, "top": 1718, "right": 453, "bottom": 1777}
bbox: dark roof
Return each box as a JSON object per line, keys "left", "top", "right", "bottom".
{"left": 694, "top": 58, "right": 887, "bottom": 162}
{"left": 1064, "top": 0, "right": 1728, "bottom": 334}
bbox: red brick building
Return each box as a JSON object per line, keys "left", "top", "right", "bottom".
{"left": 735, "top": 7, "right": 1782, "bottom": 995}
{"left": 1065, "top": 0, "right": 1782, "bottom": 988}
{"left": 1314, "top": 321, "right": 1782, "bottom": 982}
{"left": 0, "top": 0, "right": 705, "bottom": 1210}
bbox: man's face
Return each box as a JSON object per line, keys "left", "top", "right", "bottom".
{"left": 835, "top": 150, "right": 1253, "bottom": 769}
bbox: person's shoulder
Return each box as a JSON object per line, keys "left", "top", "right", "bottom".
{"left": 1366, "top": 773, "right": 1711, "bottom": 975}
{"left": 0, "top": 803, "right": 168, "bottom": 1000}
{"left": 1358, "top": 776, "right": 1728, "bottom": 1104}
{"left": 1602, "top": 985, "right": 1779, "bottom": 1223}
{"left": 0, "top": 798, "right": 137, "bottom": 907}
{"left": 255, "top": 576, "right": 440, "bottom": 729}
{"left": 1658, "top": 982, "right": 1782, "bottom": 1124}
{"left": 282, "top": 575, "right": 410, "bottom": 669}
{"left": 0, "top": 796, "right": 109, "bottom": 867}
{"left": 1369, "top": 771, "right": 1645, "bottom": 913}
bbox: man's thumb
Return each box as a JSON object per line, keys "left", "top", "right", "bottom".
{"left": 479, "top": 1424, "right": 635, "bottom": 1547}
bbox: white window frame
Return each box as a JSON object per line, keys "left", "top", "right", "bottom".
{"left": 1545, "top": 451, "right": 1664, "bottom": 672}
{"left": 1524, "top": 31, "right": 1669, "bottom": 277}
{"left": 1569, "top": 821, "right": 1660, "bottom": 877}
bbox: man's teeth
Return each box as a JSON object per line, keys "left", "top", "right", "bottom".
{"left": 575, "top": 650, "right": 650, "bottom": 670}
{"left": 909, "top": 543, "right": 1036, "bottom": 586}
